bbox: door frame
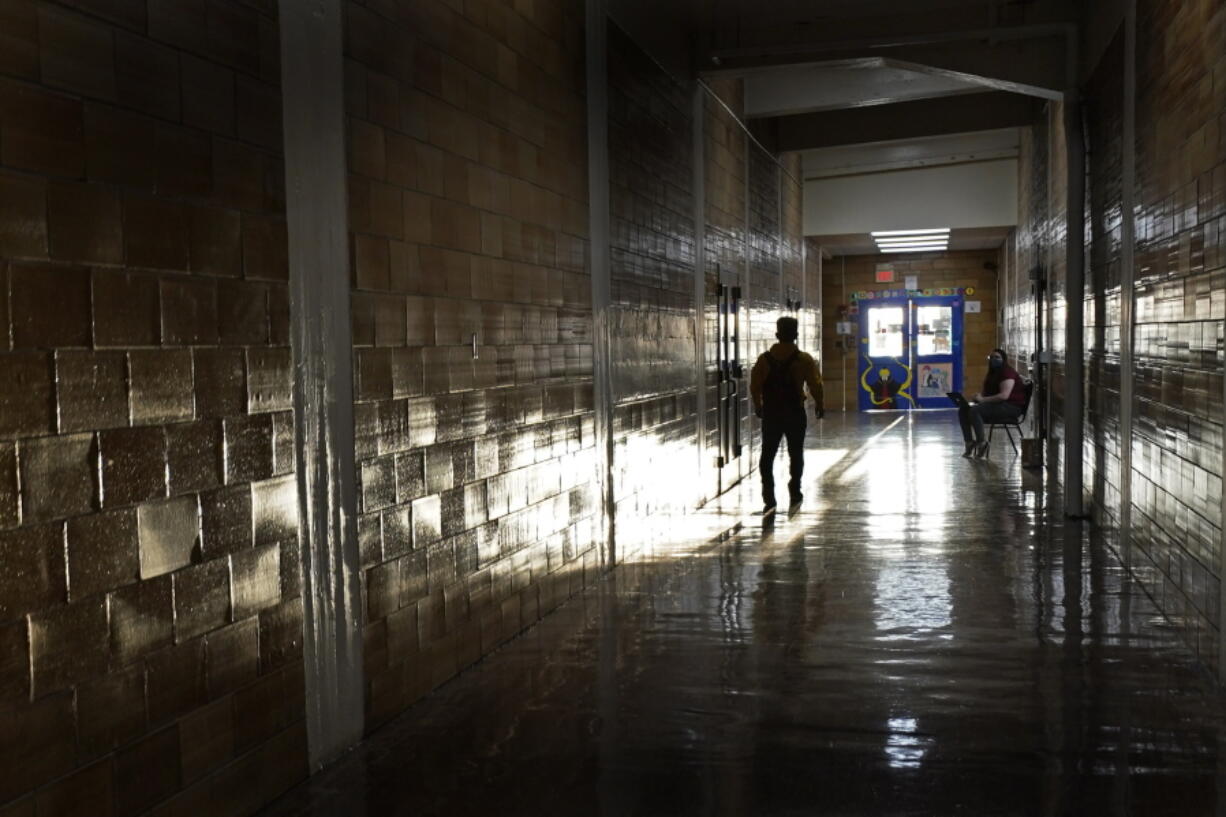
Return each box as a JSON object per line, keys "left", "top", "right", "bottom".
{"left": 856, "top": 294, "right": 965, "bottom": 412}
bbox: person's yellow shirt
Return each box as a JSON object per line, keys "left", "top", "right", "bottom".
{"left": 749, "top": 342, "right": 823, "bottom": 415}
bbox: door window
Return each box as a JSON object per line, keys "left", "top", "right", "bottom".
{"left": 858, "top": 296, "right": 964, "bottom": 412}
{"left": 868, "top": 307, "right": 905, "bottom": 358}
{"left": 914, "top": 305, "right": 953, "bottom": 357}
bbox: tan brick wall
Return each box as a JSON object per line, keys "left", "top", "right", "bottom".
{"left": 821, "top": 251, "right": 1001, "bottom": 411}
{"left": 343, "top": 0, "right": 595, "bottom": 729}
{"left": 701, "top": 84, "right": 748, "bottom": 492}
{"left": 1127, "top": 0, "right": 1226, "bottom": 668}
{"left": 1002, "top": 0, "right": 1226, "bottom": 672}
{"left": 0, "top": 2, "right": 835, "bottom": 812}
{"left": 0, "top": 0, "right": 305, "bottom": 814}
{"left": 802, "top": 237, "right": 822, "bottom": 353}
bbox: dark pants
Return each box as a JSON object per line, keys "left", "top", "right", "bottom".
{"left": 958, "top": 402, "right": 1022, "bottom": 443}
{"left": 760, "top": 413, "right": 806, "bottom": 505}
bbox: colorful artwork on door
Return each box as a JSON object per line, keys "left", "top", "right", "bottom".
{"left": 861, "top": 358, "right": 913, "bottom": 409}
{"left": 857, "top": 295, "right": 963, "bottom": 411}
{"left": 917, "top": 362, "right": 953, "bottom": 398}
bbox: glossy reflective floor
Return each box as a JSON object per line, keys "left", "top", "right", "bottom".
{"left": 259, "top": 412, "right": 1226, "bottom": 817}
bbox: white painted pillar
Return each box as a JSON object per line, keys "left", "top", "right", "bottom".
{"left": 278, "top": 0, "right": 364, "bottom": 769}
{"left": 586, "top": 0, "right": 615, "bottom": 566}
{"left": 692, "top": 86, "right": 708, "bottom": 507}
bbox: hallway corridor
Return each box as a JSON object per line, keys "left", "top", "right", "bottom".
{"left": 257, "top": 414, "right": 1226, "bottom": 817}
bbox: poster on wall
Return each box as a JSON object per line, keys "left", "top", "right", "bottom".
{"left": 917, "top": 362, "right": 954, "bottom": 398}
{"left": 965, "top": 300, "right": 981, "bottom": 313}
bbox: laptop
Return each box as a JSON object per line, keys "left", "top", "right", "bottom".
{"left": 946, "top": 391, "right": 971, "bottom": 408}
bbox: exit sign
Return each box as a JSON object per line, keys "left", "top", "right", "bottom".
{"left": 875, "top": 268, "right": 895, "bottom": 283}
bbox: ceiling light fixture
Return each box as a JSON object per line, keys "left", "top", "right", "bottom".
{"left": 870, "top": 228, "right": 951, "bottom": 237}
{"left": 879, "top": 245, "right": 947, "bottom": 253}
{"left": 877, "top": 244, "right": 947, "bottom": 251}
{"left": 875, "top": 240, "right": 948, "bottom": 248}
{"left": 874, "top": 237, "right": 949, "bottom": 245}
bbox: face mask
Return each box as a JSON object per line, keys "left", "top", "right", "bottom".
{"left": 989, "top": 358, "right": 1003, "bottom": 369}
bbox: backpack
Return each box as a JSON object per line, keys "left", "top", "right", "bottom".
{"left": 762, "top": 351, "right": 802, "bottom": 416}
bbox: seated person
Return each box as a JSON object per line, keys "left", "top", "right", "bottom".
{"left": 960, "top": 348, "right": 1027, "bottom": 458}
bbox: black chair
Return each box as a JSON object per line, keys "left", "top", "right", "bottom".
{"left": 986, "top": 380, "right": 1034, "bottom": 454}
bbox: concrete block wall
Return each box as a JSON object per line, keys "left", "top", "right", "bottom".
{"left": 0, "top": 1, "right": 806, "bottom": 812}
{"left": 341, "top": 0, "right": 805, "bottom": 757}
{"left": 741, "top": 142, "right": 805, "bottom": 489}
{"left": 701, "top": 82, "right": 749, "bottom": 496}
{"left": 607, "top": 23, "right": 698, "bottom": 553}
{"left": 1045, "top": 102, "right": 1069, "bottom": 483}
{"left": 780, "top": 154, "right": 804, "bottom": 335}
{"left": 602, "top": 41, "right": 805, "bottom": 541}
{"left": 1084, "top": 31, "right": 1126, "bottom": 536}
{"left": 1004, "top": 0, "right": 1226, "bottom": 670}
{"left": 1001, "top": 121, "right": 1047, "bottom": 385}
{"left": 802, "top": 237, "right": 822, "bottom": 356}
{"left": 341, "top": 0, "right": 597, "bottom": 730}
{"left": 1129, "top": 0, "right": 1225, "bottom": 667}
{"left": 746, "top": 140, "right": 783, "bottom": 365}
{"left": 820, "top": 252, "right": 1001, "bottom": 413}
{"left": 0, "top": 1, "right": 307, "bottom": 814}
{"left": 1007, "top": 104, "right": 1066, "bottom": 477}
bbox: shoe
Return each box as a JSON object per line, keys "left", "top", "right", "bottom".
{"left": 763, "top": 501, "right": 777, "bottom": 516}
{"left": 975, "top": 441, "right": 990, "bottom": 459}
{"left": 962, "top": 441, "right": 976, "bottom": 458}
{"left": 788, "top": 492, "right": 803, "bottom": 510}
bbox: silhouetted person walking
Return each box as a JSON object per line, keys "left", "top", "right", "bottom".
{"left": 750, "top": 316, "right": 824, "bottom": 515}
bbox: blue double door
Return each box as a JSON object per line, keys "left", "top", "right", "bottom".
{"left": 857, "top": 295, "right": 964, "bottom": 411}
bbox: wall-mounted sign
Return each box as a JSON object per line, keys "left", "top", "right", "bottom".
{"left": 851, "top": 287, "right": 972, "bottom": 301}
{"left": 904, "top": 275, "right": 918, "bottom": 290}
{"left": 965, "top": 300, "right": 981, "bottom": 313}
{"left": 875, "top": 268, "right": 895, "bottom": 283}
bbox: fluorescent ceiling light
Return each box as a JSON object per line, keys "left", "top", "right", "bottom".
{"left": 878, "top": 244, "right": 948, "bottom": 251}
{"left": 880, "top": 245, "right": 947, "bottom": 253}
{"left": 874, "top": 237, "right": 948, "bottom": 245}
{"left": 871, "top": 228, "right": 951, "bottom": 237}
{"left": 875, "top": 241, "right": 948, "bottom": 249}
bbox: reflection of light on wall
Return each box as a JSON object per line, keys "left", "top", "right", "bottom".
{"left": 614, "top": 427, "right": 711, "bottom": 558}
{"left": 884, "top": 716, "right": 932, "bottom": 769}
{"left": 873, "top": 564, "right": 952, "bottom": 637}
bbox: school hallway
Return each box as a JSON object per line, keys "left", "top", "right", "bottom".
{"left": 4, "top": 1, "right": 1226, "bottom": 812}
{"left": 255, "top": 411, "right": 1226, "bottom": 817}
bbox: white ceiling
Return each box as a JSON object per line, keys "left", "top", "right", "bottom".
{"left": 799, "top": 129, "right": 1019, "bottom": 252}
{"left": 804, "top": 152, "right": 1018, "bottom": 252}
{"left": 681, "top": 2, "right": 1027, "bottom": 257}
